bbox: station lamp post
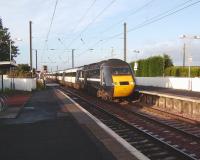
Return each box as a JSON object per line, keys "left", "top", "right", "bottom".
{"left": 180, "top": 34, "right": 200, "bottom": 90}
{"left": 133, "top": 50, "right": 140, "bottom": 75}
{"left": 179, "top": 34, "right": 200, "bottom": 77}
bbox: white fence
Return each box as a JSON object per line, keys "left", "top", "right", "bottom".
{"left": 0, "top": 75, "right": 36, "bottom": 91}
{"left": 135, "top": 77, "right": 200, "bottom": 92}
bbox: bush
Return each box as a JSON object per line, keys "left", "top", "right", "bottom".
{"left": 7, "top": 70, "right": 34, "bottom": 78}
{"left": 130, "top": 54, "right": 173, "bottom": 77}
{"left": 164, "top": 66, "right": 200, "bottom": 77}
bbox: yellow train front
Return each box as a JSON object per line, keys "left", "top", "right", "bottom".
{"left": 94, "top": 59, "right": 136, "bottom": 100}
{"left": 99, "top": 59, "right": 135, "bottom": 99}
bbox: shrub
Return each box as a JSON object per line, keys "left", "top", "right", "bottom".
{"left": 130, "top": 54, "right": 173, "bottom": 77}
{"left": 164, "top": 66, "right": 200, "bottom": 77}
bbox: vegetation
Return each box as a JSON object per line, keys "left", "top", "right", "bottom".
{"left": 36, "top": 80, "right": 45, "bottom": 90}
{"left": 165, "top": 66, "right": 200, "bottom": 77}
{"left": 7, "top": 64, "right": 34, "bottom": 78}
{"left": 130, "top": 54, "right": 173, "bottom": 77}
{"left": 0, "top": 18, "right": 19, "bottom": 61}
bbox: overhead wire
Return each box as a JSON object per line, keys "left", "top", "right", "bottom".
{"left": 42, "top": 0, "right": 59, "bottom": 53}
{"left": 65, "top": 0, "right": 117, "bottom": 50}
{"left": 41, "top": 0, "right": 59, "bottom": 66}
{"left": 84, "top": 0, "right": 199, "bottom": 52}
{"left": 100, "top": 0, "right": 156, "bottom": 34}
{"left": 70, "top": 0, "right": 97, "bottom": 34}
{"left": 75, "top": 0, "right": 155, "bottom": 53}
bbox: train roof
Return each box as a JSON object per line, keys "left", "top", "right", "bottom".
{"left": 102, "top": 59, "right": 128, "bottom": 67}
{"left": 83, "top": 59, "right": 128, "bottom": 70}
{"left": 48, "top": 59, "right": 128, "bottom": 73}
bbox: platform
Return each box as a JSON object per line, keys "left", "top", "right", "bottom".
{"left": 0, "top": 92, "right": 30, "bottom": 119}
{"left": 0, "top": 86, "right": 147, "bottom": 160}
{"left": 137, "top": 85, "right": 200, "bottom": 121}
{"left": 55, "top": 88, "right": 148, "bottom": 160}
{"left": 137, "top": 85, "right": 200, "bottom": 100}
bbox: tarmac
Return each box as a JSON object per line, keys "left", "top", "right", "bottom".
{"left": 0, "top": 87, "right": 117, "bottom": 160}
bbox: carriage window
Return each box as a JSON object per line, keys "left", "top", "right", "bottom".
{"left": 112, "top": 67, "right": 130, "bottom": 75}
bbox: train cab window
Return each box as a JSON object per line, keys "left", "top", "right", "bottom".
{"left": 88, "top": 69, "right": 100, "bottom": 78}
{"left": 112, "top": 67, "right": 130, "bottom": 75}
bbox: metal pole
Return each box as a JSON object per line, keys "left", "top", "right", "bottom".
{"left": 29, "top": 21, "right": 32, "bottom": 76}
{"left": 1, "top": 73, "right": 3, "bottom": 92}
{"left": 72, "top": 49, "right": 75, "bottom": 68}
{"left": 9, "top": 41, "right": 12, "bottom": 61}
{"left": 35, "top": 50, "right": 38, "bottom": 71}
{"left": 163, "top": 54, "right": 165, "bottom": 77}
{"left": 183, "top": 43, "right": 186, "bottom": 66}
{"left": 9, "top": 41, "right": 12, "bottom": 89}
{"left": 124, "top": 22, "right": 127, "bottom": 62}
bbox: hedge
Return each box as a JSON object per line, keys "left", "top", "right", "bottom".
{"left": 164, "top": 66, "right": 200, "bottom": 77}
{"left": 7, "top": 70, "right": 33, "bottom": 78}
{"left": 130, "top": 55, "right": 171, "bottom": 77}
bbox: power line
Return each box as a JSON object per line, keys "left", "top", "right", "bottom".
{"left": 45, "top": 0, "right": 59, "bottom": 42}
{"left": 97, "top": 0, "right": 199, "bottom": 42}
{"left": 128, "top": 0, "right": 198, "bottom": 33}
{"left": 43, "top": 0, "right": 59, "bottom": 52}
{"left": 65, "top": 0, "right": 116, "bottom": 49}
{"left": 78, "top": 0, "right": 200, "bottom": 58}
{"left": 70, "top": 0, "right": 97, "bottom": 34}
{"left": 100, "top": 0, "right": 156, "bottom": 34}
{"left": 76, "top": 0, "right": 155, "bottom": 52}
{"left": 41, "top": 0, "right": 59, "bottom": 65}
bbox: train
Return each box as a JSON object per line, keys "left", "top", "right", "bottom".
{"left": 47, "top": 59, "right": 136, "bottom": 100}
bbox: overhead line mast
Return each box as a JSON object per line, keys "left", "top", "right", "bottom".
{"left": 124, "top": 23, "right": 127, "bottom": 62}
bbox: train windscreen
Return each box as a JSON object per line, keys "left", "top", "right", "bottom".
{"left": 112, "top": 67, "right": 131, "bottom": 75}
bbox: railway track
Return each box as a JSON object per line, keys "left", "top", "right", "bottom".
{"left": 128, "top": 106, "right": 200, "bottom": 139}
{"left": 59, "top": 87, "right": 198, "bottom": 160}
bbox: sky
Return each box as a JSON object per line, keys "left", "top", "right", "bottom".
{"left": 0, "top": 0, "right": 200, "bottom": 71}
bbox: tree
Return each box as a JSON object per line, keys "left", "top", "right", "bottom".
{"left": 0, "top": 18, "right": 19, "bottom": 61}
{"left": 17, "top": 64, "right": 30, "bottom": 72}
{"left": 163, "top": 54, "right": 173, "bottom": 69}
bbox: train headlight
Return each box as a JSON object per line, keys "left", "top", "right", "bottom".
{"left": 112, "top": 82, "right": 118, "bottom": 86}
{"left": 129, "top": 81, "right": 134, "bottom": 85}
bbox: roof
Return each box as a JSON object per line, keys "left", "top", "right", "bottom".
{"left": 0, "top": 61, "right": 18, "bottom": 69}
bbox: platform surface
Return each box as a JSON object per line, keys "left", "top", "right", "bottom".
{"left": 137, "top": 85, "right": 200, "bottom": 99}
{"left": 0, "top": 88, "right": 116, "bottom": 160}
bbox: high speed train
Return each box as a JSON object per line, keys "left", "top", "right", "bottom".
{"left": 47, "top": 59, "right": 136, "bottom": 100}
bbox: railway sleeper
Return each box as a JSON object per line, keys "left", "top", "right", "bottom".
{"left": 148, "top": 151, "right": 172, "bottom": 159}
{"left": 141, "top": 147, "right": 163, "bottom": 153}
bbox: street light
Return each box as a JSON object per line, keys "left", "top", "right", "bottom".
{"left": 132, "top": 50, "right": 140, "bottom": 75}
{"left": 133, "top": 50, "right": 140, "bottom": 59}
{"left": 179, "top": 34, "right": 200, "bottom": 74}
{"left": 180, "top": 34, "right": 200, "bottom": 90}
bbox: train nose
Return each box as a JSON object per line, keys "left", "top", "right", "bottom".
{"left": 112, "top": 75, "right": 135, "bottom": 97}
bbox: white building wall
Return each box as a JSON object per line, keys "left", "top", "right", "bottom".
{"left": 136, "top": 77, "right": 200, "bottom": 92}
